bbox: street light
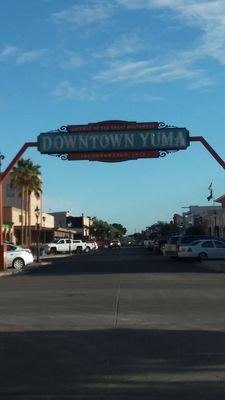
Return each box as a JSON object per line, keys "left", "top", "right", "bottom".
{"left": 0, "top": 153, "right": 6, "bottom": 271}
{"left": 214, "top": 211, "right": 217, "bottom": 238}
{"left": 35, "top": 205, "right": 40, "bottom": 262}
{"left": 67, "top": 221, "right": 72, "bottom": 254}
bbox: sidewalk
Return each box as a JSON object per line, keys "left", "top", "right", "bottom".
{"left": 0, "top": 260, "right": 52, "bottom": 278}
{"left": 0, "top": 252, "right": 77, "bottom": 278}
{"left": 196, "top": 260, "right": 225, "bottom": 272}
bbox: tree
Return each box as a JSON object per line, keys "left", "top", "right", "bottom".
{"left": 111, "top": 223, "right": 127, "bottom": 236}
{"left": 10, "top": 158, "right": 41, "bottom": 246}
{"left": 90, "top": 219, "right": 127, "bottom": 241}
{"left": 185, "top": 225, "right": 206, "bottom": 235}
{"left": 146, "top": 221, "right": 180, "bottom": 240}
{"left": 90, "top": 219, "right": 111, "bottom": 240}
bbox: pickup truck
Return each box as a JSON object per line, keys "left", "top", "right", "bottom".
{"left": 85, "top": 241, "right": 98, "bottom": 251}
{"left": 46, "top": 239, "right": 86, "bottom": 254}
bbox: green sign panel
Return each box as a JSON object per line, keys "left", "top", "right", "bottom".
{"left": 38, "top": 128, "right": 190, "bottom": 154}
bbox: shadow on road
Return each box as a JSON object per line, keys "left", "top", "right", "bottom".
{"left": 29, "top": 248, "right": 205, "bottom": 276}
{"left": 1, "top": 328, "right": 225, "bottom": 399}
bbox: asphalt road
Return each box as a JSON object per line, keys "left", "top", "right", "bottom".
{"left": 1, "top": 247, "right": 225, "bottom": 399}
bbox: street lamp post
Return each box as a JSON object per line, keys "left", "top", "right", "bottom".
{"left": 67, "top": 222, "right": 72, "bottom": 254}
{"left": 214, "top": 211, "right": 217, "bottom": 238}
{"left": 0, "top": 153, "right": 6, "bottom": 270}
{"left": 35, "top": 205, "right": 40, "bottom": 262}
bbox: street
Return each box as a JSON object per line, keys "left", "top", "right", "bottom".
{"left": 1, "top": 247, "right": 225, "bottom": 399}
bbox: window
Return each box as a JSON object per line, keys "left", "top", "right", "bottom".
{"left": 214, "top": 241, "right": 225, "bottom": 248}
{"left": 202, "top": 241, "right": 214, "bottom": 248}
{"left": 168, "top": 236, "right": 180, "bottom": 244}
{"left": 66, "top": 240, "right": 71, "bottom": 243}
{"left": 58, "top": 240, "right": 64, "bottom": 244}
{"left": 181, "top": 236, "right": 196, "bottom": 244}
{"left": 7, "top": 244, "right": 16, "bottom": 251}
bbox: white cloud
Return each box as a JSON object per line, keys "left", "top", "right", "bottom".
{"left": 117, "top": 0, "right": 225, "bottom": 66}
{"left": 0, "top": 45, "right": 18, "bottom": 61}
{"left": 16, "top": 49, "right": 47, "bottom": 65}
{"left": 99, "top": 34, "right": 146, "bottom": 59}
{"left": 95, "top": 58, "right": 211, "bottom": 87}
{"left": 62, "top": 53, "right": 85, "bottom": 69}
{"left": 52, "top": 2, "right": 114, "bottom": 25}
{"left": 52, "top": 80, "right": 96, "bottom": 101}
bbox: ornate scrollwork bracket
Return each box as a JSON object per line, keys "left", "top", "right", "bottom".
{"left": 159, "top": 150, "right": 179, "bottom": 158}
{"left": 58, "top": 126, "right": 68, "bottom": 133}
{"left": 0, "top": 153, "right": 5, "bottom": 173}
{"left": 48, "top": 154, "right": 68, "bottom": 161}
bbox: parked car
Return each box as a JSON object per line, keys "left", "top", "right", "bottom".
{"left": 85, "top": 241, "right": 98, "bottom": 251}
{"left": 178, "top": 239, "right": 225, "bottom": 260}
{"left": 163, "top": 235, "right": 214, "bottom": 257}
{"left": 153, "top": 239, "right": 167, "bottom": 254}
{"left": 72, "top": 240, "right": 87, "bottom": 253}
{"left": 97, "top": 241, "right": 106, "bottom": 248}
{"left": 109, "top": 240, "right": 121, "bottom": 249}
{"left": 46, "top": 239, "right": 86, "bottom": 254}
{"left": 5, "top": 243, "right": 34, "bottom": 270}
{"left": 144, "top": 239, "right": 154, "bottom": 250}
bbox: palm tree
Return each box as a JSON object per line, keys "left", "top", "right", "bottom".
{"left": 10, "top": 158, "right": 41, "bottom": 246}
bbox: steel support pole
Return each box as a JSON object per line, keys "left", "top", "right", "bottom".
{"left": 0, "top": 182, "right": 6, "bottom": 270}
{"left": 0, "top": 142, "right": 38, "bottom": 271}
{"left": 190, "top": 136, "right": 225, "bottom": 170}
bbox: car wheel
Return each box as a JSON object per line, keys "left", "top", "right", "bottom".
{"left": 198, "top": 252, "right": 208, "bottom": 261}
{"left": 12, "top": 257, "right": 25, "bottom": 271}
{"left": 85, "top": 247, "right": 90, "bottom": 253}
{"left": 50, "top": 248, "right": 57, "bottom": 255}
{"left": 76, "top": 247, "right": 82, "bottom": 254}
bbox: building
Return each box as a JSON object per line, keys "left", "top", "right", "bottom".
{"left": 173, "top": 213, "right": 183, "bottom": 229}
{"left": 181, "top": 205, "right": 224, "bottom": 238}
{"left": 67, "top": 214, "right": 93, "bottom": 239}
{"left": 2, "top": 175, "right": 94, "bottom": 244}
{"left": 50, "top": 211, "right": 93, "bottom": 239}
{"left": 3, "top": 175, "right": 58, "bottom": 244}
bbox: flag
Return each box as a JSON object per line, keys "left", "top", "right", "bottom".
{"left": 207, "top": 181, "right": 213, "bottom": 201}
{"left": 208, "top": 182, "right": 212, "bottom": 191}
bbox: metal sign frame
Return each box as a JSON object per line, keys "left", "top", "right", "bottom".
{"left": 37, "top": 120, "right": 190, "bottom": 162}
{"left": 0, "top": 121, "right": 225, "bottom": 271}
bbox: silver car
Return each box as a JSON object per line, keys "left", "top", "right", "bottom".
{"left": 5, "top": 244, "right": 34, "bottom": 270}
{"left": 178, "top": 239, "right": 225, "bottom": 260}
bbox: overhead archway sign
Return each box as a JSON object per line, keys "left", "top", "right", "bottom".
{"left": 37, "top": 120, "right": 190, "bottom": 162}
{"left": 0, "top": 119, "right": 225, "bottom": 271}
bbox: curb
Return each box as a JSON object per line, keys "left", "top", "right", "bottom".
{"left": 0, "top": 261, "right": 52, "bottom": 278}
{"left": 196, "top": 261, "right": 225, "bottom": 273}
{"left": 21, "top": 260, "right": 52, "bottom": 274}
{"left": 0, "top": 270, "right": 17, "bottom": 278}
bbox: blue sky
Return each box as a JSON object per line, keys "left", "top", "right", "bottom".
{"left": 1, "top": 0, "right": 225, "bottom": 234}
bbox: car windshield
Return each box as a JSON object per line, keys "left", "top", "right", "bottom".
{"left": 188, "top": 240, "right": 201, "bottom": 246}
{"left": 168, "top": 236, "right": 180, "bottom": 244}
